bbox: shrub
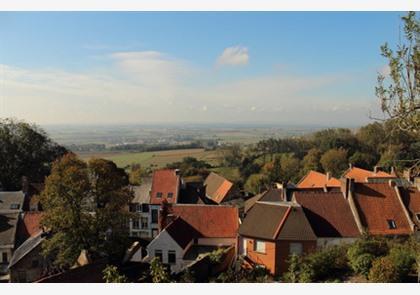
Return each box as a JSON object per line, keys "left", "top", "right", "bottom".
{"left": 347, "top": 236, "right": 389, "bottom": 277}
{"left": 388, "top": 244, "right": 416, "bottom": 282}
{"left": 282, "top": 254, "right": 301, "bottom": 283}
{"left": 102, "top": 265, "right": 128, "bottom": 283}
{"left": 368, "top": 257, "right": 398, "bottom": 283}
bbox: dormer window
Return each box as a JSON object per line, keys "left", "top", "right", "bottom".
{"left": 10, "top": 204, "right": 20, "bottom": 210}
{"left": 387, "top": 219, "right": 397, "bottom": 229}
{"left": 167, "top": 192, "right": 173, "bottom": 198}
{"left": 156, "top": 192, "right": 163, "bottom": 198}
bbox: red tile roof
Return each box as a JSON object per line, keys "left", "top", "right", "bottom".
{"left": 353, "top": 183, "right": 412, "bottom": 235}
{"left": 150, "top": 169, "right": 180, "bottom": 205}
{"left": 344, "top": 167, "right": 395, "bottom": 183}
{"left": 297, "top": 170, "right": 341, "bottom": 189}
{"left": 16, "top": 212, "right": 43, "bottom": 245}
{"left": 204, "top": 172, "right": 234, "bottom": 204}
{"left": 399, "top": 186, "right": 420, "bottom": 228}
{"left": 169, "top": 204, "right": 239, "bottom": 238}
{"left": 294, "top": 190, "right": 360, "bottom": 237}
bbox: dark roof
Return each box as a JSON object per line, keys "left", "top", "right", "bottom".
{"left": 0, "top": 191, "right": 24, "bottom": 212}
{"left": 204, "top": 172, "right": 233, "bottom": 204}
{"left": 0, "top": 212, "right": 19, "bottom": 247}
{"left": 294, "top": 190, "right": 360, "bottom": 238}
{"left": 239, "top": 202, "right": 316, "bottom": 241}
{"left": 165, "top": 217, "right": 201, "bottom": 249}
{"left": 131, "top": 178, "right": 152, "bottom": 204}
{"left": 178, "top": 181, "right": 211, "bottom": 204}
{"left": 9, "top": 231, "right": 44, "bottom": 268}
{"left": 244, "top": 188, "right": 285, "bottom": 213}
{"left": 353, "top": 182, "right": 412, "bottom": 235}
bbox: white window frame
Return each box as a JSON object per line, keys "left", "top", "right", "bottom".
{"left": 254, "top": 240, "right": 266, "bottom": 254}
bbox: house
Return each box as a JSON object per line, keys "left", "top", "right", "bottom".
{"left": 345, "top": 179, "right": 414, "bottom": 236}
{"left": 293, "top": 189, "right": 361, "bottom": 247}
{"left": 342, "top": 166, "right": 396, "bottom": 183}
{"left": 238, "top": 202, "right": 317, "bottom": 276}
{"left": 296, "top": 170, "right": 341, "bottom": 189}
{"left": 128, "top": 178, "right": 153, "bottom": 239}
{"left": 149, "top": 169, "right": 181, "bottom": 238}
{"left": 8, "top": 231, "right": 47, "bottom": 282}
{"left": 0, "top": 191, "right": 24, "bottom": 279}
{"left": 143, "top": 204, "right": 239, "bottom": 273}
{"left": 204, "top": 172, "right": 236, "bottom": 204}
{"left": 398, "top": 186, "right": 420, "bottom": 232}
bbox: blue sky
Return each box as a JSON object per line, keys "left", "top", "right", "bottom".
{"left": 0, "top": 12, "right": 406, "bottom": 126}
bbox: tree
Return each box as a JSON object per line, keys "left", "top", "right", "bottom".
{"left": 0, "top": 118, "right": 67, "bottom": 190}
{"left": 279, "top": 154, "right": 301, "bottom": 183}
{"left": 129, "top": 164, "right": 143, "bottom": 185}
{"left": 221, "top": 144, "right": 242, "bottom": 167}
{"left": 103, "top": 265, "right": 128, "bottom": 283}
{"left": 301, "top": 148, "right": 322, "bottom": 174}
{"left": 150, "top": 257, "right": 171, "bottom": 283}
{"left": 244, "top": 174, "right": 268, "bottom": 194}
{"left": 320, "top": 148, "right": 348, "bottom": 177}
{"left": 349, "top": 152, "right": 377, "bottom": 170}
{"left": 375, "top": 11, "right": 419, "bottom": 134}
{"left": 40, "top": 154, "right": 133, "bottom": 268}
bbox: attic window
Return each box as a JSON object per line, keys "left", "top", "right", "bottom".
{"left": 167, "top": 192, "right": 173, "bottom": 198}
{"left": 156, "top": 192, "right": 163, "bottom": 198}
{"left": 10, "top": 204, "right": 20, "bottom": 210}
{"left": 387, "top": 219, "right": 397, "bottom": 229}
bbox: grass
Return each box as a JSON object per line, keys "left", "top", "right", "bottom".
{"left": 78, "top": 148, "right": 222, "bottom": 169}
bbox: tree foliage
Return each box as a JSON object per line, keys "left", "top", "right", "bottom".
{"left": 40, "top": 154, "right": 133, "bottom": 268}
{"left": 150, "top": 257, "right": 171, "bottom": 283}
{"left": 0, "top": 118, "right": 67, "bottom": 190}
{"left": 103, "top": 265, "right": 128, "bottom": 283}
{"left": 320, "top": 148, "right": 348, "bottom": 177}
{"left": 375, "top": 11, "right": 419, "bottom": 134}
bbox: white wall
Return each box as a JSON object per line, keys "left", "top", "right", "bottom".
{"left": 146, "top": 230, "right": 188, "bottom": 273}
{"left": 316, "top": 237, "right": 358, "bottom": 248}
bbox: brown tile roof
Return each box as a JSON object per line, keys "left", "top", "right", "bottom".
{"left": 244, "top": 188, "right": 285, "bottom": 213}
{"left": 343, "top": 167, "right": 395, "bottom": 183}
{"left": 399, "top": 186, "right": 420, "bottom": 228}
{"left": 353, "top": 183, "right": 412, "bottom": 235}
{"left": 294, "top": 190, "right": 360, "bottom": 237}
{"left": 150, "top": 169, "right": 180, "bottom": 205}
{"left": 170, "top": 204, "right": 239, "bottom": 238}
{"left": 165, "top": 217, "right": 201, "bottom": 249}
{"left": 239, "top": 202, "right": 316, "bottom": 241}
{"left": 297, "top": 170, "right": 341, "bottom": 189}
{"left": 204, "top": 172, "right": 233, "bottom": 204}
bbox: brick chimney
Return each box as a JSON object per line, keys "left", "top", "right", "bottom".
{"left": 326, "top": 172, "right": 331, "bottom": 180}
{"left": 158, "top": 200, "right": 173, "bottom": 231}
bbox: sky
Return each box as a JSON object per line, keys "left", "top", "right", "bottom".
{"left": 0, "top": 12, "right": 406, "bottom": 127}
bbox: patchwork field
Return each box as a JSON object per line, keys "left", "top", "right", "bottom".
{"left": 78, "top": 148, "right": 222, "bottom": 169}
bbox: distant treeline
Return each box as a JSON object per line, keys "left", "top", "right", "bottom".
{"left": 66, "top": 140, "right": 219, "bottom": 153}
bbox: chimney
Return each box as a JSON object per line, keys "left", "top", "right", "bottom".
{"left": 326, "top": 172, "right": 331, "bottom": 180}
{"left": 158, "top": 200, "right": 173, "bottom": 231}
{"left": 175, "top": 169, "right": 180, "bottom": 175}
{"left": 349, "top": 163, "right": 353, "bottom": 169}
{"left": 374, "top": 166, "right": 381, "bottom": 174}
{"left": 390, "top": 166, "right": 396, "bottom": 176}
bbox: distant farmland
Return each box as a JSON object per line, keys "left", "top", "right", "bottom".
{"left": 78, "top": 148, "right": 222, "bottom": 169}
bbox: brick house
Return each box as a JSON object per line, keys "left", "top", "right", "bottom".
{"left": 239, "top": 202, "right": 316, "bottom": 276}
{"left": 143, "top": 204, "right": 239, "bottom": 273}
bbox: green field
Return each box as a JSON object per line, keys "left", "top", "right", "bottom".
{"left": 78, "top": 148, "right": 222, "bottom": 169}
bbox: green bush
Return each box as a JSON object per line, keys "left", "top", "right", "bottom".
{"left": 368, "top": 257, "right": 399, "bottom": 283}
{"left": 388, "top": 244, "right": 416, "bottom": 282}
{"left": 347, "top": 237, "right": 389, "bottom": 277}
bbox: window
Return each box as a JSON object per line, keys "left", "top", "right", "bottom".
{"left": 167, "top": 192, "right": 173, "bottom": 198}
{"left": 10, "top": 203, "right": 20, "bottom": 210}
{"left": 289, "top": 243, "right": 303, "bottom": 255}
{"left": 141, "top": 217, "right": 148, "bottom": 229}
{"left": 2, "top": 252, "right": 7, "bottom": 263}
{"left": 151, "top": 209, "right": 158, "bottom": 224}
{"left": 132, "top": 219, "right": 140, "bottom": 229}
{"left": 168, "top": 251, "right": 176, "bottom": 264}
{"left": 254, "top": 240, "right": 266, "bottom": 254}
{"left": 142, "top": 203, "right": 149, "bottom": 212}
{"left": 156, "top": 192, "right": 163, "bottom": 198}
{"left": 155, "top": 250, "right": 163, "bottom": 261}
{"left": 387, "top": 219, "right": 397, "bottom": 229}
{"left": 32, "top": 259, "right": 39, "bottom": 268}
{"left": 136, "top": 204, "right": 142, "bottom": 212}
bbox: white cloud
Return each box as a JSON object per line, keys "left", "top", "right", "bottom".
{"left": 217, "top": 46, "right": 249, "bottom": 66}
{"left": 0, "top": 50, "right": 375, "bottom": 126}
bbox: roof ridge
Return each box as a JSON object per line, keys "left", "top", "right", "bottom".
{"left": 272, "top": 206, "right": 292, "bottom": 239}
